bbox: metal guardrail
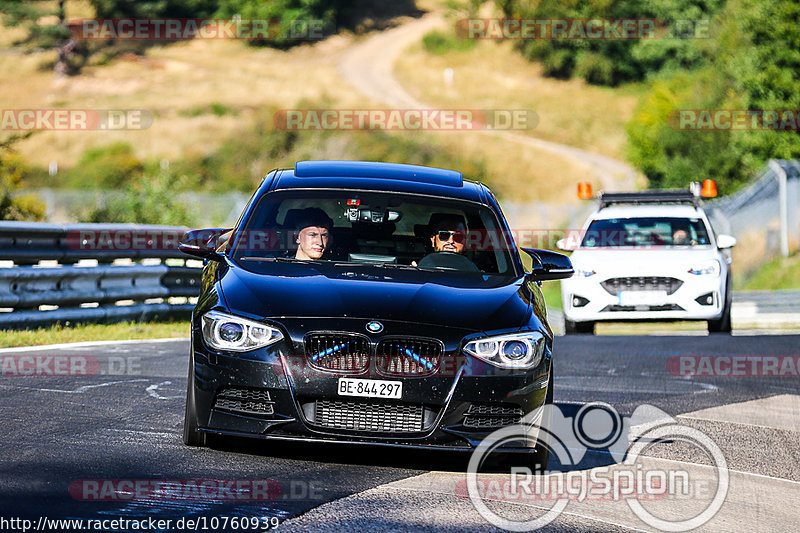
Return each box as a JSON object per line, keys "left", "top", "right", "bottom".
{"left": 0, "top": 222, "right": 201, "bottom": 329}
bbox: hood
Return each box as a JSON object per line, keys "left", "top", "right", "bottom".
{"left": 570, "top": 247, "right": 720, "bottom": 277}
{"left": 217, "top": 262, "right": 531, "bottom": 332}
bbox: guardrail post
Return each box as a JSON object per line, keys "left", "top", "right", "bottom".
{"left": 769, "top": 160, "right": 789, "bottom": 257}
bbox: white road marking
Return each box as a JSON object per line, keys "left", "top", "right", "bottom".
{"left": 103, "top": 428, "right": 177, "bottom": 438}
{"left": 387, "top": 485, "right": 653, "bottom": 532}
{"left": 679, "top": 394, "right": 800, "bottom": 433}
{"left": 0, "top": 378, "right": 149, "bottom": 394}
{"left": 0, "top": 337, "right": 187, "bottom": 353}
{"left": 145, "top": 380, "right": 183, "bottom": 400}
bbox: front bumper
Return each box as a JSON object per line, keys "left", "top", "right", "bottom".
{"left": 189, "top": 319, "right": 551, "bottom": 451}
{"left": 562, "top": 273, "right": 727, "bottom": 322}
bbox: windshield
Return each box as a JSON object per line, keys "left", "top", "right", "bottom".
{"left": 581, "top": 217, "right": 711, "bottom": 248}
{"left": 230, "top": 190, "right": 518, "bottom": 275}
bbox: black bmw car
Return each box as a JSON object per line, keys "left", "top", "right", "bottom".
{"left": 179, "top": 160, "right": 573, "bottom": 466}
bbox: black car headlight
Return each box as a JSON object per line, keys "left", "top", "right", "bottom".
{"left": 463, "top": 331, "right": 545, "bottom": 370}
{"left": 201, "top": 310, "right": 283, "bottom": 352}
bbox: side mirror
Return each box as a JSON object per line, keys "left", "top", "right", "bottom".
{"left": 555, "top": 238, "right": 576, "bottom": 251}
{"left": 716, "top": 234, "right": 737, "bottom": 249}
{"left": 521, "top": 248, "right": 574, "bottom": 281}
{"left": 178, "top": 228, "right": 232, "bottom": 261}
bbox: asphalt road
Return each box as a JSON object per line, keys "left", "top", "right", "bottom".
{"left": 1, "top": 332, "right": 798, "bottom": 532}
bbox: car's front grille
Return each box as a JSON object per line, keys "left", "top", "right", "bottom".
{"left": 213, "top": 388, "right": 274, "bottom": 415}
{"left": 601, "top": 277, "right": 683, "bottom": 295}
{"left": 305, "top": 333, "right": 370, "bottom": 374}
{"left": 376, "top": 338, "right": 443, "bottom": 376}
{"left": 304, "top": 333, "right": 444, "bottom": 376}
{"left": 601, "top": 304, "right": 684, "bottom": 312}
{"left": 463, "top": 403, "right": 523, "bottom": 429}
{"left": 313, "top": 400, "right": 425, "bottom": 433}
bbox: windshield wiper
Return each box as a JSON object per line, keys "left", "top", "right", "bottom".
{"left": 331, "top": 261, "right": 421, "bottom": 270}
{"left": 238, "top": 256, "right": 323, "bottom": 264}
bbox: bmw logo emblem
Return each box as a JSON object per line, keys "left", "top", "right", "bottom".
{"left": 366, "top": 321, "right": 384, "bottom": 334}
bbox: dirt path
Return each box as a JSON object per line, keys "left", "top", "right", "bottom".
{"left": 338, "top": 13, "right": 638, "bottom": 191}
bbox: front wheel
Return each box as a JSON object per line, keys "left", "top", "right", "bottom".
{"left": 183, "top": 363, "right": 207, "bottom": 447}
{"left": 531, "top": 370, "right": 554, "bottom": 471}
{"left": 708, "top": 278, "right": 733, "bottom": 333}
{"left": 565, "top": 319, "right": 595, "bottom": 334}
{"left": 707, "top": 303, "right": 731, "bottom": 333}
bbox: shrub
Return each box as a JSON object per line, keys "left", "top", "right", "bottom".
{"left": 422, "top": 29, "right": 475, "bottom": 55}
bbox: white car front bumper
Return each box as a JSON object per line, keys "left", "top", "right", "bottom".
{"left": 562, "top": 272, "right": 727, "bottom": 322}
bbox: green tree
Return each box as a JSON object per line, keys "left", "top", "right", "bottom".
{"left": 0, "top": 0, "right": 72, "bottom": 75}
{"left": 627, "top": 0, "right": 800, "bottom": 193}
{"left": 62, "top": 142, "right": 144, "bottom": 189}
{"left": 214, "top": 0, "right": 337, "bottom": 45}
{"left": 89, "top": 0, "right": 219, "bottom": 18}
{"left": 496, "top": 0, "right": 725, "bottom": 85}
{"left": 82, "top": 172, "right": 195, "bottom": 225}
{"left": 0, "top": 134, "right": 46, "bottom": 221}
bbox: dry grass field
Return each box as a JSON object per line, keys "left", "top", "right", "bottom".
{"left": 394, "top": 26, "right": 642, "bottom": 161}
{"left": 1, "top": 0, "right": 639, "bottom": 204}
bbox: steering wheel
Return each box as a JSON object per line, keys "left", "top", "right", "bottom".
{"left": 416, "top": 251, "right": 480, "bottom": 272}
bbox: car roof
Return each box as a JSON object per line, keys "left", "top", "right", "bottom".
{"left": 590, "top": 204, "right": 706, "bottom": 220}
{"left": 266, "top": 161, "right": 487, "bottom": 203}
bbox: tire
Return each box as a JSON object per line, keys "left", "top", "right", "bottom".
{"left": 707, "top": 302, "right": 731, "bottom": 333}
{"left": 708, "top": 276, "right": 733, "bottom": 333}
{"left": 183, "top": 362, "right": 207, "bottom": 447}
{"left": 531, "top": 369, "right": 554, "bottom": 472}
{"left": 565, "top": 319, "right": 595, "bottom": 334}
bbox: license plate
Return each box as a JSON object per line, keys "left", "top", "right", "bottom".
{"left": 618, "top": 291, "right": 668, "bottom": 306}
{"left": 338, "top": 378, "right": 402, "bottom": 399}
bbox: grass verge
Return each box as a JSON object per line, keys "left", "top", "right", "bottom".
{"left": 0, "top": 321, "right": 188, "bottom": 349}
{"left": 541, "top": 280, "right": 562, "bottom": 311}
{"left": 741, "top": 252, "right": 800, "bottom": 290}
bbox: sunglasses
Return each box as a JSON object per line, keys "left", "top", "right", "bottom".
{"left": 436, "top": 230, "right": 466, "bottom": 243}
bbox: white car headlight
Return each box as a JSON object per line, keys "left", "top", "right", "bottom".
{"left": 201, "top": 310, "right": 283, "bottom": 352}
{"left": 463, "top": 331, "right": 546, "bottom": 370}
{"left": 688, "top": 260, "right": 721, "bottom": 277}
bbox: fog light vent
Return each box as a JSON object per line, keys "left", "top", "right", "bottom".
{"left": 572, "top": 295, "right": 590, "bottom": 308}
{"left": 695, "top": 292, "right": 715, "bottom": 306}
